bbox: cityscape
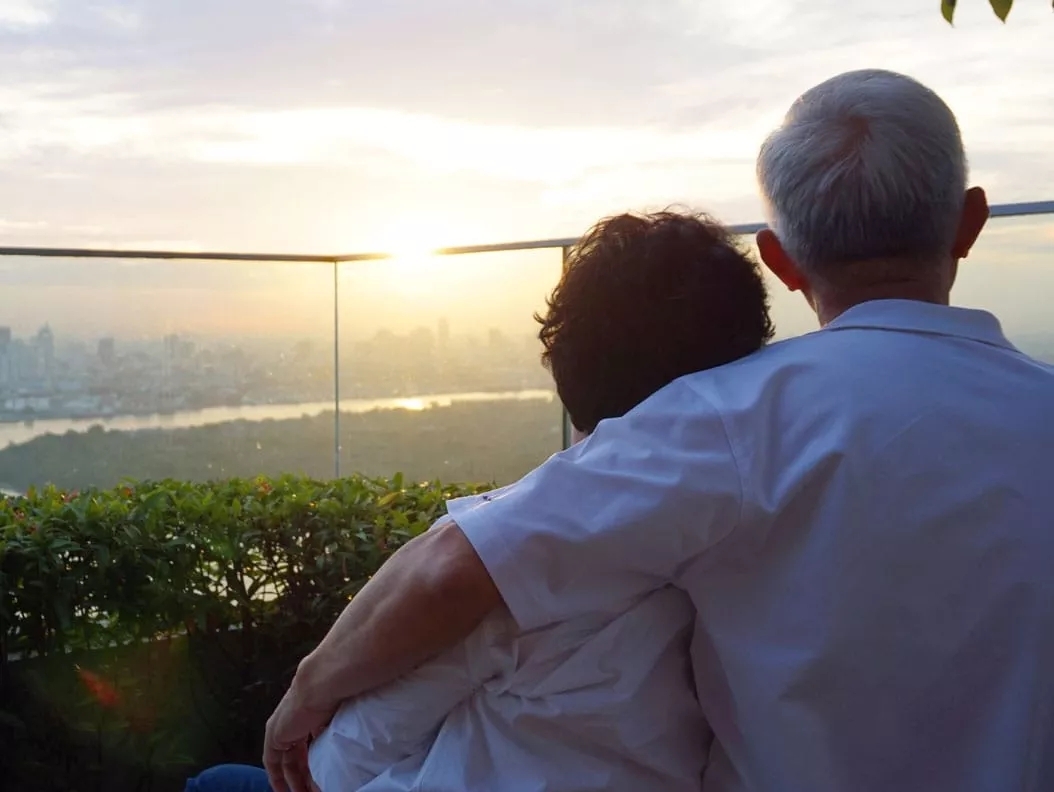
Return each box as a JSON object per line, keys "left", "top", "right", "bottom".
{"left": 0, "top": 3, "right": 1051, "bottom": 791}
{"left": 0, "top": 319, "right": 553, "bottom": 425}
{"left": 3, "top": 316, "right": 1052, "bottom": 429}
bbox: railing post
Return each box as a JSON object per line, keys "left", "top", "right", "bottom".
{"left": 560, "top": 245, "right": 572, "bottom": 451}
{"left": 333, "top": 260, "right": 342, "bottom": 478}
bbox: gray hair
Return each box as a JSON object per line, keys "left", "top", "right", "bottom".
{"left": 757, "top": 69, "right": 967, "bottom": 278}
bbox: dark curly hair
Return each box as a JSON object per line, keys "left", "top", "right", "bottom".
{"left": 536, "top": 211, "right": 775, "bottom": 434}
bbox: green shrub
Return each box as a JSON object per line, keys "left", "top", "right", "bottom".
{"left": 0, "top": 474, "right": 491, "bottom": 792}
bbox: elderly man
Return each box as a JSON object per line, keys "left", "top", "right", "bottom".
{"left": 266, "top": 69, "right": 1054, "bottom": 792}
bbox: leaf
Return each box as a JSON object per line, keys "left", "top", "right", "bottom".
{"left": 4, "top": 473, "right": 486, "bottom": 717}
{"left": 989, "top": 0, "right": 1013, "bottom": 21}
{"left": 941, "top": 0, "right": 956, "bottom": 23}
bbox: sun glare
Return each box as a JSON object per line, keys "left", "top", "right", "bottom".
{"left": 380, "top": 238, "right": 443, "bottom": 298}
{"left": 372, "top": 213, "right": 459, "bottom": 258}
{"left": 385, "top": 252, "right": 441, "bottom": 296}
{"left": 383, "top": 236, "right": 440, "bottom": 261}
{"left": 360, "top": 214, "right": 471, "bottom": 299}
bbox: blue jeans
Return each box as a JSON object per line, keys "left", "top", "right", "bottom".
{"left": 184, "top": 764, "right": 273, "bottom": 792}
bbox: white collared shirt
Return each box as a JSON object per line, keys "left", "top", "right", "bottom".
{"left": 449, "top": 300, "right": 1054, "bottom": 792}
{"left": 309, "top": 584, "right": 709, "bottom": 792}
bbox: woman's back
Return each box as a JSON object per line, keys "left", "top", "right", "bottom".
{"left": 311, "top": 586, "right": 709, "bottom": 792}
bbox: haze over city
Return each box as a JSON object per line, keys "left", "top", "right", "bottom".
{"left": 4, "top": 9, "right": 1054, "bottom": 792}
{"left": 0, "top": 0, "right": 1050, "bottom": 454}
{"left": 0, "top": 0, "right": 1050, "bottom": 343}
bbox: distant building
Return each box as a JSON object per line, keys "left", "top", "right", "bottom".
{"left": 98, "top": 337, "right": 116, "bottom": 366}
{"left": 164, "top": 333, "right": 179, "bottom": 360}
{"left": 36, "top": 324, "right": 55, "bottom": 382}
{"left": 163, "top": 333, "right": 195, "bottom": 362}
{"left": 0, "top": 327, "right": 11, "bottom": 388}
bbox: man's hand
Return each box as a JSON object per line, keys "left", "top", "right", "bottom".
{"left": 261, "top": 521, "right": 501, "bottom": 792}
{"left": 263, "top": 684, "right": 334, "bottom": 792}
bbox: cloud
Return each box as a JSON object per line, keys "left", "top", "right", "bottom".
{"left": 91, "top": 4, "right": 141, "bottom": 32}
{"left": 0, "top": 0, "right": 1048, "bottom": 259}
{"left": 0, "top": 84, "right": 763, "bottom": 188}
{"left": 0, "top": 0, "right": 52, "bottom": 29}
{"left": 0, "top": 218, "right": 47, "bottom": 231}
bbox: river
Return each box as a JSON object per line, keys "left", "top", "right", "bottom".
{"left": 0, "top": 388, "right": 557, "bottom": 450}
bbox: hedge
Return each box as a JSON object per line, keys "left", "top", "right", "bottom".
{"left": 0, "top": 475, "right": 491, "bottom": 792}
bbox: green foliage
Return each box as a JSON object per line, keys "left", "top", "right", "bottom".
{"left": 0, "top": 398, "right": 563, "bottom": 493}
{"left": 942, "top": 0, "right": 1051, "bottom": 23}
{"left": 989, "top": 0, "right": 1014, "bottom": 19}
{"left": 0, "top": 474, "right": 491, "bottom": 792}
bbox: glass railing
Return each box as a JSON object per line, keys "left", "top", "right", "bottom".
{"left": 0, "top": 200, "right": 1049, "bottom": 491}
{"left": 0, "top": 257, "right": 336, "bottom": 492}
{"left": 752, "top": 203, "right": 1054, "bottom": 363}
{"left": 336, "top": 248, "right": 564, "bottom": 486}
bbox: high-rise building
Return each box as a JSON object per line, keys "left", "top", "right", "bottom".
{"left": 98, "top": 337, "right": 116, "bottom": 366}
{"left": 0, "top": 326, "right": 11, "bottom": 387}
{"left": 36, "top": 325, "right": 54, "bottom": 378}
{"left": 163, "top": 333, "right": 179, "bottom": 360}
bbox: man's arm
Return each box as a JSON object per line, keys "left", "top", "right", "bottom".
{"left": 267, "top": 376, "right": 742, "bottom": 792}
{"left": 264, "top": 520, "right": 500, "bottom": 792}
{"left": 308, "top": 608, "right": 509, "bottom": 792}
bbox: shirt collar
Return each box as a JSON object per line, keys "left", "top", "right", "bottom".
{"left": 823, "top": 299, "right": 1016, "bottom": 351}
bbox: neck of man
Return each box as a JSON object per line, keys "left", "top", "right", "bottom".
{"left": 809, "top": 258, "right": 955, "bottom": 327}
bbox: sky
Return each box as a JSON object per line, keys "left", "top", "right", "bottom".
{"left": 0, "top": 0, "right": 1050, "bottom": 344}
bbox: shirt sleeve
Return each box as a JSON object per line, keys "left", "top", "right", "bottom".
{"left": 445, "top": 378, "right": 743, "bottom": 632}
{"left": 309, "top": 611, "right": 513, "bottom": 789}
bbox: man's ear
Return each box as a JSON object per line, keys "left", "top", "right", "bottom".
{"left": 951, "top": 186, "right": 989, "bottom": 260}
{"left": 757, "top": 229, "right": 808, "bottom": 292}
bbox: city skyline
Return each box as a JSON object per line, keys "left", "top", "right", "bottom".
{"left": 0, "top": 1, "right": 1049, "bottom": 385}
{"left": 0, "top": 210, "right": 1051, "bottom": 342}
{"left": 0, "top": 316, "right": 533, "bottom": 346}
{"left": 0, "top": 314, "right": 553, "bottom": 422}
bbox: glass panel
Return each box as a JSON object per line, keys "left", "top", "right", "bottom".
{"left": 0, "top": 257, "right": 336, "bottom": 493}
{"left": 742, "top": 211, "right": 1054, "bottom": 356}
{"left": 953, "top": 213, "right": 1054, "bottom": 363}
{"left": 337, "top": 248, "right": 564, "bottom": 486}
{"left": 732, "top": 234, "right": 820, "bottom": 342}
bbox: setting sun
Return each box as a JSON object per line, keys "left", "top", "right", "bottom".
{"left": 349, "top": 213, "right": 478, "bottom": 301}
{"left": 384, "top": 252, "right": 442, "bottom": 298}
{"left": 370, "top": 213, "right": 466, "bottom": 258}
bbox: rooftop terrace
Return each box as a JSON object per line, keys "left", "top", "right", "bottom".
{"left": 1, "top": 198, "right": 1052, "bottom": 791}
{"left": 0, "top": 199, "right": 1050, "bottom": 492}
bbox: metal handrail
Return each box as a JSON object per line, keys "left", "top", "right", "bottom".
{"left": 1, "top": 198, "right": 1050, "bottom": 475}
{"left": 0, "top": 200, "right": 1048, "bottom": 264}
